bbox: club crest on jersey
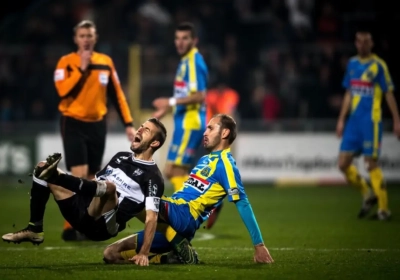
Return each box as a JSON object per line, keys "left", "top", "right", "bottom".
{"left": 185, "top": 174, "right": 210, "bottom": 193}
{"left": 200, "top": 167, "right": 211, "bottom": 177}
{"left": 105, "top": 166, "right": 113, "bottom": 175}
{"left": 132, "top": 168, "right": 143, "bottom": 176}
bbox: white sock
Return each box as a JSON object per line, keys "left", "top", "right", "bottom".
{"left": 95, "top": 181, "right": 107, "bottom": 197}
{"left": 33, "top": 175, "right": 48, "bottom": 187}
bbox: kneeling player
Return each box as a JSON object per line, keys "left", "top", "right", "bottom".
{"left": 103, "top": 114, "right": 274, "bottom": 265}
{"left": 3, "top": 118, "right": 167, "bottom": 265}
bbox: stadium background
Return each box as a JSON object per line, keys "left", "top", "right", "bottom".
{"left": 0, "top": 0, "right": 399, "bottom": 185}
{"left": 1, "top": 1, "right": 400, "bottom": 279}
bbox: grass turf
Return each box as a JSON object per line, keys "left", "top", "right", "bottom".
{"left": 0, "top": 182, "right": 399, "bottom": 280}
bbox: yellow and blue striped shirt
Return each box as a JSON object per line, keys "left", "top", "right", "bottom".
{"left": 173, "top": 47, "right": 208, "bottom": 130}
{"left": 342, "top": 54, "right": 394, "bottom": 122}
{"left": 167, "top": 148, "right": 246, "bottom": 226}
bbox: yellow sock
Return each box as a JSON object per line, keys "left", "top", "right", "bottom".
{"left": 120, "top": 250, "right": 164, "bottom": 264}
{"left": 170, "top": 175, "right": 188, "bottom": 192}
{"left": 369, "top": 168, "right": 389, "bottom": 212}
{"left": 344, "top": 165, "right": 370, "bottom": 198}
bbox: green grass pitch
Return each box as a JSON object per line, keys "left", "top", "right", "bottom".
{"left": 0, "top": 182, "right": 400, "bottom": 280}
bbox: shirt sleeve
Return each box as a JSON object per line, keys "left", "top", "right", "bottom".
{"left": 217, "top": 156, "right": 247, "bottom": 202}
{"left": 107, "top": 58, "right": 134, "bottom": 126}
{"left": 342, "top": 61, "right": 351, "bottom": 90}
{"left": 377, "top": 60, "right": 394, "bottom": 93}
{"left": 143, "top": 174, "right": 164, "bottom": 212}
{"left": 54, "top": 56, "right": 86, "bottom": 98}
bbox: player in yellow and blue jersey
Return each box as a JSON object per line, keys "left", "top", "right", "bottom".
{"left": 336, "top": 31, "right": 400, "bottom": 221}
{"left": 103, "top": 114, "right": 274, "bottom": 265}
{"left": 152, "top": 22, "right": 208, "bottom": 195}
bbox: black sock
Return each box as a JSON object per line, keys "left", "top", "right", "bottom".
{"left": 51, "top": 173, "right": 98, "bottom": 197}
{"left": 28, "top": 179, "right": 50, "bottom": 232}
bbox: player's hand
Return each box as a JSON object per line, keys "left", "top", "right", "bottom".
{"left": 393, "top": 120, "right": 400, "bottom": 138}
{"left": 153, "top": 108, "right": 167, "bottom": 120}
{"left": 80, "top": 50, "right": 91, "bottom": 71}
{"left": 336, "top": 119, "right": 344, "bottom": 138}
{"left": 152, "top": 97, "right": 170, "bottom": 109}
{"left": 129, "top": 253, "right": 149, "bottom": 266}
{"left": 125, "top": 126, "right": 136, "bottom": 142}
{"left": 254, "top": 245, "right": 274, "bottom": 264}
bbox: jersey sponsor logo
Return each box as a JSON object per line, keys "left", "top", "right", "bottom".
{"left": 350, "top": 79, "right": 373, "bottom": 96}
{"left": 99, "top": 72, "right": 109, "bottom": 85}
{"left": 185, "top": 174, "right": 210, "bottom": 193}
{"left": 148, "top": 179, "right": 158, "bottom": 196}
{"left": 54, "top": 69, "right": 64, "bottom": 81}
{"left": 174, "top": 80, "right": 188, "bottom": 97}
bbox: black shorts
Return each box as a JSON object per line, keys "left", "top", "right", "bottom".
{"left": 60, "top": 116, "right": 106, "bottom": 174}
{"left": 56, "top": 194, "right": 118, "bottom": 241}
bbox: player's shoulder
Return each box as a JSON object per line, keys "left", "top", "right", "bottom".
{"left": 372, "top": 54, "right": 389, "bottom": 70}
{"left": 145, "top": 164, "right": 164, "bottom": 183}
{"left": 92, "top": 52, "right": 113, "bottom": 65}
{"left": 217, "top": 149, "right": 238, "bottom": 169}
{"left": 58, "top": 52, "right": 77, "bottom": 63}
{"left": 194, "top": 51, "right": 207, "bottom": 69}
{"left": 347, "top": 55, "right": 359, "bottom": 66}
{"left": 113, "top": 151, "right": 132, "bottom": 159}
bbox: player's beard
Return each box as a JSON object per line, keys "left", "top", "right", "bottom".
{"left": 130, "top": 141, "right": 150, "bottom": 155}
{"left": 204, "top": 132, "right": 222, "bottom": 153}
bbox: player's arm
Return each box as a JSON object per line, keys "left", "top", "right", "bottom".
{"left": 107, "top": 58, "right": 134, "bottom": 127}
{"left": 379, "top": 62, "right": 400, "bottom": 133}
{"left": 218, "top": 159, "right": 273, "bottom": 263}
{"left": 54, "top": 56, "right": 90, "bottom": 98}
{"left": 169, "top": 58, "right": 207, "bottom": 106}
{"left": 338, "top": 61, "right": 353, "bottom": 121}
{"left": 136, "top": 177, "right": 164, "bottom": 257}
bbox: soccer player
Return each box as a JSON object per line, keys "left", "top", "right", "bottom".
{"left": 336, "top": 31, "right": 400, "bottom": 220}
{"left": 3, "top": 119, "right": 167, "bottom": 266}
{"left": 152, "top": 22, "right": 208, "bottom": 194}
{"left": 54, "top": 20, "right": 136, "bottom": 240}
{"left": 103, "top": 114, "right": 274, "bottom": 265}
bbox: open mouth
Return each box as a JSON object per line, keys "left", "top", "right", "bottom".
{"left": 134, "top": 136, "right": 141, "bottom": 143}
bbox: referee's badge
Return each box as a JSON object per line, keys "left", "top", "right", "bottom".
{"left": 99, "top": 72, "right": 109, "bottom": 85}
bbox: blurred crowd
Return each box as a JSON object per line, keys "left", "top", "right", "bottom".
{"left": 0, "top": 0, "right": 397, "bottom": 125}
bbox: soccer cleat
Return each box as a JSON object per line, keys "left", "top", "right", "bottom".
{"left": 377, "top": 210, "right": 391, "bottom": 221}
{"left": 34, "top": 153, "right": 62, "bottom": 181}
{"left": 62, "top": 228, "right": 88, "bottom": 242}
{"left": 164, "top": 250, "right": 184, "bottom": 264}
{"left": 357, "top": 194, "right": 378, "bottom": 218}
{"left": 2, "top": 228, "right": 44, "bottom": 245}
{"left": 173, "top": 238, "right": 199, "bottom": 264}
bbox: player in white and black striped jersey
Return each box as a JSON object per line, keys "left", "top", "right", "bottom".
{"left": 2, "top": 118, "right": 167, "bottom": 266}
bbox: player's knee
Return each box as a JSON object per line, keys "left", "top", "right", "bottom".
{"left": 338, "top": 160, "right": 350, "bottom": 172}
{"left": 104, "top": 181, "right": 116, "bottom": 196}
{"left": 103, "top": 245, "right": 119, "bottom": 264}
{"left": 365, "top": 158, "right": 378, "bottom": 171}
{"left": 164, "top": 166, "right": 173, "bottom": 180}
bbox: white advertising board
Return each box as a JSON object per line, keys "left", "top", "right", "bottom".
{"left": 236, "top": 133, "right": 400, "bottom": 183}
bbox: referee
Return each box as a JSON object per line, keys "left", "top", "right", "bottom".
{"left": 53, "top": 20, "right": 135, "bottom": 241}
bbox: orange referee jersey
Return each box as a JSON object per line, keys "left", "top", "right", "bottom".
{"left": 54, "top": 52, "right": 133, "bottom": 125}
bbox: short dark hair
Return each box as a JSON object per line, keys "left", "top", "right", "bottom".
{"left": 176, "top": 22, "right": 196, "bottom": 38}
{"left": 214, "top": 114, "right": 237, "bottom": 144}
{"left": 147, "top": 118, "right": 167, "bottom": 151}
{"left": 73, "top": 20, "right": 96, "bottom": 34}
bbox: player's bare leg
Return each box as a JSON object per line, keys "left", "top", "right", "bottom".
{"left": 103, "top": 234, "right": 182, "bottom": 264}
{"left": 364, "top": 157, "right": 390, "bottom": 220}
{"left": 338, "top": 152, "right": 376, "bottom": 218}
{"left": 62, "top": 164, "right": 89, "bottom": 241}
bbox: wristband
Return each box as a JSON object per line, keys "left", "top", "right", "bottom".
{"left": 169, "top": 98, "right": 177, "bottom": 106}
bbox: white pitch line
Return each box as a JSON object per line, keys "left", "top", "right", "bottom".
{"left": 1, "top": 246, "right": 399, "bottom": 252}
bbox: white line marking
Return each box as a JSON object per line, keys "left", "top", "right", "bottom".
{"left": 1, "top": 246, "right": 399, "bottom": 252}
{"left": 194, "top": 233, "right": 215, "bottom": 241}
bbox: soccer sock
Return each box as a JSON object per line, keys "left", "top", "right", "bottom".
{"left": 120, "top": 250, "right": 166, "bottom": 264}
{"left": 170, "top": 175, "right": 187, "bottom": 192}
{"left": 344, "top": 165, "right": 370, "bottom": 198}
{"left": 50, "top": 173, "right": 106, "bottom": 197}
{"left": 369, "top": 168, "right": 389, "bottom": 212}
{"left": 28, "top": 176, "right": 50, "bottom": 232}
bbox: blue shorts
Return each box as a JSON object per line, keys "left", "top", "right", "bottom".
{"left": 167, "top": 128, "right": 204, "bottom": 166}
{"left": 340, "top": 118, "right": 383, "bottom": 158}
{"left": 135, "top": 199, "right": 198, "bottom": 254}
